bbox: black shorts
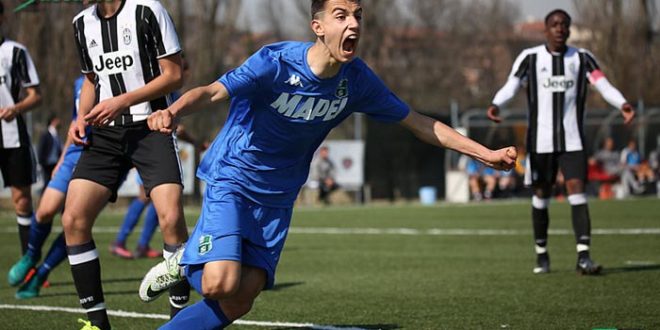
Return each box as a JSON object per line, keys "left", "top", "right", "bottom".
{"left": 0, "top": 146, "right": 36, "bottom": 188}
{"left": 72, "top": 121, "right": 182, "bottom": 202}
{"left": 524, "top": 151, "right": 587, "bottom": 187}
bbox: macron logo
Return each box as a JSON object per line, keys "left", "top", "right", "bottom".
{"left": 285, "top": 74, "right": 303, "bottom": 87}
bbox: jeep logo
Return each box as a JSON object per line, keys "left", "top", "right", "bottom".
{"left": 542, "top": 76, "right": 574, "bottom": 92}
{"left": 94, "top": 50, "right": 135, "bottom": 75}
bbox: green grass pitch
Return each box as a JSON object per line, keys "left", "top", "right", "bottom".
{"left": 0, "top": 198, "right": 659, "bottom": 329}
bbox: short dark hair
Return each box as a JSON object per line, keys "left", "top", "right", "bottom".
{"left": 311, "top": 0, "right": 325, "bottom": 18}
{"left": 545, "top": 9, "right": 571, "bottom": 26}
{"left": 311, "top": 0, "right": 360, "bottom": 19}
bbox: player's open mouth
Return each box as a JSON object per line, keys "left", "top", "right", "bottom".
{"left": 342, "top": 34, "right": 359, "bottom": 56}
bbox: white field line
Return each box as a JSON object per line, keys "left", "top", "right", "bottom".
{"left": 2, "top": 226, "right": 659, "bottom": 236}
{"left": 0, "top": 304, "right": 368, "bottom": 330}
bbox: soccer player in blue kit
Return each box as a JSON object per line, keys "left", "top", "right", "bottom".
{"left": 139, "top": 0, "right": 517, "bottom": 328}
{"left": 8, "top": 76, "right": 84, "bottom": 298}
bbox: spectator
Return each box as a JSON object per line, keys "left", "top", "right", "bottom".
{"left": 466, "top": 158, "right": 496, "bottom": 201}
{"left": 315, "top": 146, "right": 339, "bottom": 204}
{"left": 37, "top": 114, "right": 62, "bottom": 190}
{"left": 620, "top": 139, "right": 655, "bottom": 195}
{"left": 588, "top": 137, "right": 621, "bottom": 199}
{"left": 594, "top": 137, "right": 622, "bottom": 177}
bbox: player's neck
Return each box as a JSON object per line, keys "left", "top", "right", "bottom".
{"left": 97, "top": 0, "right": 123, "bottom": 18}
{"left": 308, "top": 40, "right": 343, "bottom": 79}
{"left": 546, "top": 42, "right": 567, "bottom": 54}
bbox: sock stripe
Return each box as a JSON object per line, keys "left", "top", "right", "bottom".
{"left": 568, "top": 193, "right": 587, "bottom": 205}
{"left": 68, "top": 249, "right": 99, "bottom": 265}
{"left": 535, "top": 245, "right": 548, "bottom": 254}
{"left": 532, "top": 196, "right": 550, "bottom": 209}
{"left": 576, "top": 244, "right": 590, "bottom": 252}
{"left": 85, "top": 302, "right": 107, "bottom": 313}
{"left": 16, "top": 215, "right": 32, "bottom": 226}
{"left": 169, "top": 297, "right": 188, "bottom": 309}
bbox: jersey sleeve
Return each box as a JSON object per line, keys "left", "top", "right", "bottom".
{"left": 13, "top": 47, "right": 40, "bottom": 88}
{"left": 491, "top": 51, "right": 529, "bottom": 107}
{"left": 353, "top": 63, "right": 409, "bottom": 123}
{"left": 144, "top": 1, "right": 182, "bottom": 59}
{"left": 218, "top": 47, "right": 278, "bottom": 98}
{"left": 72, "top": 17, "right": 94, "bottom": 74}
{"left": 581, "top": 50, "right": 627, "bottom": 109}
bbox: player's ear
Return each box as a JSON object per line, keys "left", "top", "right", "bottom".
{"left": 311, "top": 18, "right": 325, "bottom": 37}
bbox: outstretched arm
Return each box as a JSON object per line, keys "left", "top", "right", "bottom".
{"left": 400, "top": 110, "right": 516, "bottom": 170}
{"left": 488, "top": 77, "right": 522, "bottom": 123}
{"left": 147, "top": 81, "right": 229, "bottom": 134}
{"left": 591, "top": 74, "right": 635, "bottom": 124}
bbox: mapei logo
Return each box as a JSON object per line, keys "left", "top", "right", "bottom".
{"left": 285, "top": 74, "right": 303, "bottom": 87}
{"left": 94, "top": 50, "right": 135, "bottom": 75}
{"left": 270, "top": 92, "right": 348, "bottom": 122}
{"left": 542, "top": 76, "right": 575, "bottom": 92}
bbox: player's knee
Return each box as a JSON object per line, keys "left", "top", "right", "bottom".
{"left": 61, "top": 210, "right": 90, "bottom": 236}
{"left": 157, "top": 208, "right": 182, "bottom": 227}
{"left": 13, "top": 195, "right": 32, "bottom": 214}
{"left": 36, "top": 207, "right": 57, "bottom": 223}
{"left": 221, "top": 298, "right": 254, "bottom": 320}
{"left": 201, "top": 274, "right": 240, "bottom": 299}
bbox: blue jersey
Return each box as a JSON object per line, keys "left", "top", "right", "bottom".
{"left": 198, "top": 41, "right": 410, "bottom": 207}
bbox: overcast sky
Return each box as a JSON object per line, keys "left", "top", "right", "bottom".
{"left": 512, "top": 0, "right": 576, "bottom": 21}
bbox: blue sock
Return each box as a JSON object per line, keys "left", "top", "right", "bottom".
{"left": 137, "top": 204, "right": 159, "bottom": 248}
{"left": 36, "top": 232, "right": 67, "bottom": 280}
{"left": 27, "top": 215, "right": 52, "bottom": 261}
{"left": 159, "top": 298, "right": 232, "bottom": 330}
{"left": 115, "top": 198, "right": 147, "bottom": 244}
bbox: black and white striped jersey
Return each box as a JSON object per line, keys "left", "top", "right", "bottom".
{"left": 0, "top": 38, "right": 40, "bottom": 149}
{"left": 72, "top": 0, "right": 181, "bottom": 125}
{"left": 492, "top": 45, "right": 627, "bottom": 153}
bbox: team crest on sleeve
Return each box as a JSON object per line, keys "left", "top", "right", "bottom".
{"left": 122, "top": 27, "right": 132, "bottom": 45}
{"left": 335, "top": 79, "right": 348, "bottom": 98}
{"left": 198, "top": 234, "right": 213, "bottom": 255}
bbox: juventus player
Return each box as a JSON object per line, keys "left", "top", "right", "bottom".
{"left": 65, "top": 1, "right": 189, "bottom": 328}
{"left": 138, "top": 0, "right": 517, "bottom": 328}
{"left": 487, "top": 9, "right": 635, "bottom": 275}
{"left": 0, "top": 1, "right": 42, "bottom": 262}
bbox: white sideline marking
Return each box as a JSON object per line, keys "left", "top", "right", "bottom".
{"left": 288, "top": 227, "right": 660, "bottom": 236}
{"left": 0, "top": 304, "right": 368, "bottom": 330}
{"left": 2, "top": 226, "right": 660, "bottom": 236}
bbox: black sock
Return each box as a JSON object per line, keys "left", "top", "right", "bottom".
{"left": 571, "top": 203, "right": 591, "bottom": 260}
{"left": 67, "top": 240, "right": 110, "bottom": 330}
{"left": 169, "top": 279, "right": 191, "bottom": 318}
{"left": 163, "top": 243, "right": 189, "bottom": 318}
{"left": 532, "top": 206, "right": 550, "bottom": 253}
{"left": 17, "top": 213, "right": 32, "bottom": 255}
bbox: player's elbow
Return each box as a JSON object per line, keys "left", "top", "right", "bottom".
{"left": 28, "top": 87, "right": 43, "bottom": 108}
{"left": 169, "top": 71, "right": 184, "bottom": 91}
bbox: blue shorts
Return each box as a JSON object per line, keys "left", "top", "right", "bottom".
{"left": 47, "top": 145, "right": 83, "bottom": 194}
{"left": 181, "top": 185, "right": 292, "bottom": 290}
